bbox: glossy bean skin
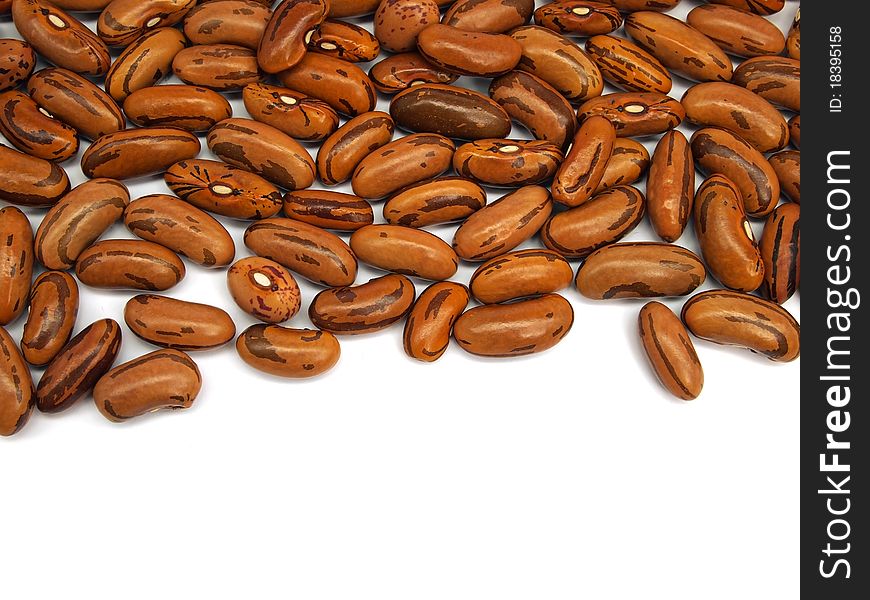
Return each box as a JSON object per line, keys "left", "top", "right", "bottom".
{"left": 36, "top": 318, "right": 122, "bottom": 413}
{"left": 27, "top": 68, "right": 125, "bottom": 140}
{"left": 0, "top": 39, "right": 36, "bottom": 92}
{"left": 257, "top": 0, "right": 329, "bottom": 73}
{"left": 124, "top": 194, "right": 235, "bottom": 268}
{"left": 104, "top": 27, "right": 187, "bottom": 103}
{"left": 453, "top": 185, "right": 552, "bottom": 261}
{"left": 759, "top": 202, "right": 799, "bottom": 304}
{"left": 0, "top": 145, "right": 71, "bottom": 207}
{"left": 316, "top": 111, "right": 394, "bottom": 185}
{"left": 453, "top": 293, "right": 573, "bottom": 357}
{"left": 123, "top": 85, "right": 232, "bottom": 132}
{"left": 76, "top": 240, "right": 185, "bottom": 291}
{"left": 595, "top": 138, "right": 649, "bottom": 193}
{"left": 402, "top": 281, "right": 469, "bottom": 362}
{"left": 206, "top": 118, "right": 316, "bottom": 191}
{"left": 173, "top": 44, "right": 263, "bottom": 91}
{"left": 637, "top": 301, "right": 703, "bottom": 401}
{"left": 607, "top": 0, "right": 683, "bottom": 10}
{"left": 278, "top": 53, "right": 377, "bottom": 117}
{"left": 417, "top": 23, "right": 522, "bottom": 77}
{"left": 647, "top": 130, "right": 693, "bottom": 243}
{"left": 732, "top": 57, "right": 800, "bottom": 113}
{"left": 164, "top": 159, "right": 284, "bottom": 220}
{"left": 39, "top": 0, "right": 114, "bottom": 9}
{"left": 309, "top": 19, "right": 380, "bottom": 62}
{"left": 93, "top": 349, "right": 201, "bottom": 422}
{"left": 227, "top": 256, "right": 302, "bottom": 323}
{"left": 681, "top": 82, "right": 788, "bottom": 154}
{"left": 624, "top": 11, "right": 732, "bottom": 83}
{"left": 350, "top": 224, "right": 459, "bottom": 281}
{"left": 309, "top": 274, "right": 416, "bottom": 335}
{"left": 12, "top": 0, "right": 111, "bottom": 76}
{"left": 124, "top": 295, "right": 236, "bottom": 350}
{"left": 510, "top": 26, "right": 603, "bottom": 103}
{"left": 453, "top": 139, "right": 562, "bottom": 187}
{"left": 681, "top": 289, "right": 800, "bottom": 362}
{"left": 374, "top": 0, "right": 439, "bottom": 53}
{"left": 577, "top": 92, "right": 684, "bottom": 138}
{"left": 81, "top": 127, "right": 201, "bottom": 180}
{"left": 690, "top": 127, "right": 779, "bottom": 218}
{"left": 576, "top": 242, "right": 706, "bottom": 300}
{"left": 390, "top": 83, "right": 511, "bottom": 140}
{"left": 242, "top": 82, "right": 339, "bottom": 142}
{"left": 768, "top": 150, "right": 800, "bottom": 204}
{"left": 787, "top": 6, "right": 800, "bottom": 60}
{"left": 244, "top": 218, "right": 358, "bottom": 287}
{"left": 788, "top": 114, "right": 799, "bottom": 149}
{"left": 470, "top": 249, "right": 573, "bottom": 304}
{"left": 686, "top": 4, "right": 784, "bottom": 58}
{"left": 0, "top": 326, "right": 35, "bottom": 437}
{"left": 584, "top": 34, "right": 671, "bottom": 94}
{"left": 236, "top": 325, "right": 340, "bottom": 377}
{"left": 284, "top": 190, "right": 374, "bottom": 231}
{"left": 329, "top": 0, "right": 382, "bottom": 17}
{"left": 21, "top": 271, "right": 79, "bottom": 366}
{"left": 0, "top": 207, "right": 34, "bottom": 326}
{"left": 97, "top": 0, "right": 196, "bottom": 47}
{"left": 693, "top": 175, "right": 764, "bottom": 292}
{"left": 443, "top": 0, "right": 534, "bottom": 34}
{"left": 383, "top": 177, "right": 486, "bottom": 228}
{"left": 541, "top": 185, "right": 645, "bottom": 259}
{"left": 534, "top": 1, "right": 622, "bottom": 36}
{"left": 183, "top": 0, "right": 271, "bottom": 49}
{"left": 352, "top": 133, "right": 455, "bottom": 199}
{"left": 0, "top": 90, "right": 79, "bottom": 162}
{"left": 552, "top": 115, "right": 615, "bottom": 207}
{"left": 489, "top": 70, "right": 576, "bottom": 150}
{"left": 707, "top": 0, "right": 784, "bottom": 16}
{"left": 368, "top": 52, "right": 458, "bottom": 94}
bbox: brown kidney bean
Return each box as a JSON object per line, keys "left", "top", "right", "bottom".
{"left": 242, "top": 83, "right": 339, "bottom": 142}
{"left": 0, "top": 145, "right": 70, "bottom": 207}
{"left": 681, "top": 289, "right": 800, "bottom": 362}
{"left": 732, "top": 56, "right": 800, "bottom": 113}
{"left": 352, "top": 133, "right": 455, "bottom": 199}
{"left": 374, "top": 0, "right": 440, "bottom": 53}
{"left": 227, "top": 256, "right": 302, "bottom": 323}
{"left": 309, "top": 19, "right": 380, "bottom": 62}
{"left": 787, "top": 6, "right": 800, "bottom": 60}
{"left": 402, "top": 281, "right": 469, "bottom": 362}
{"left": 164, "top": 159, "right": 284, "bottom": 220}
{"left": 595, "top": 138, "right": 649, "bottom": 193}
{"left": 607, "top": 0, "right": 682, "bottom": 10}
{"left": 788, "top": 114, "right": 800, "bottom": 149}
{"left": 390, "top": 83, "right": 511, "bottom": 140}
{"left": 707, "top": 0, "right": 784, "bottom": 15}
{"left": 768, "top": 150, "right": 800, "bottom": 204}
{"left": 552, "top": 115, "right": 615, "bottom": 207}
{"left": 76, "top": 240, "right": 186, "bottom": 291}
{"left": 453, "top": 185, "right": 552, "bottom": 261}
{"left": 453, "top": 293, "right": 573, "bottom": 357}
{"left": 647, "top": 130, "right": 692, "bottom": 244}
{"left": 369, "top": 52, "right": 458, "bottom": 94}
{"left": 284, "top": 190, "right": 374, "bottom": 231}
{"left": 124, "top": 194, "right": 235, "bottom": 268}
{"left": 104, "top": 27, "right": 187, "bottom": 103}
{"left": 206, "top": 118, "right": 316, "bottom": 191}
{"left": 584, "top": 34, "right": 671, "bottom": 94}
{"left": 42, "top": 0, "right": 114, "bottom": 9}
{"left": 0, "top": 326, "right": 35, "bottom": 437}
{"left": 316, "top": 111, "right": 395, "bottom": 185}
{"left": 36, "top": 318, "right": 122, "bottom": 413}
{"left": 350, "top": 224, "right": 459, "bottom": 281}
{"left": 34, "top": 178, "right": 129, "bottom": 270}
{"left": 124, "top": 294, "right": 235, "bottom": 350}
{"left": 686, "top": 4, "right": 784, "bottom": 58}
{"left": 173, "top": 44, "right": 263, "bottom": 91}
{"left": 122, "top": 85, "right": 231, "bottom": 132}
{"left": 577, "top": 92, "right": 684, "bottom": 138}
{"left": 417, "top": 23, "right": 522, "bottom": 77}
{"left": 511, "top": 25, "right": 603, "bottom": 103}
{"left": 278, "top": 53, "right": 377, "bottom": 117}
{"left": 691, "top": 127, "right": 780, "bottom": 218}
{"left": 453, "top": 139, "right": 562, "bottom": 187}
{"left": 638, "top": 301, "right": 703, "bottom": 401}
{"left": 443, "top": 0, "right": 534, "bottom": 34}
{"left": 694, "top": 175, "right": 764, "bottom": 292}
{"left": 329, "top": 0, "right": 382, "bottom": 17}
{"left": 21, "top": 271, "right": 79, "bottom": 366}
{"left": 12, "top": 0, "right": 111, "bottom": 76}
{"left": 489, "top": 70, "right": 576, "bottom": 150}
{"left": 82, "top": 127, "right": 200, "bottom": 180}
{"left": 541, "top": 185, "right": 645, "bottom": 259}
{"left": 236, "top": 325, "right": 340, "bottom": 377}
{"left": 470, "top": 249, "right": 573, "bottom": 304}
{"left": 0, "top": 207, "right": 34, "bottom": 326}
{"left": 0, "top": 90, "right": 78, "bottom": 162}
{"left": 27, "top": 68, "right": 124, "bottom": 140}
{"left": 576, "top": 242, "right": 706, "bottom": 300}
{"left": 309, "top": 274, "right": 416, "bottom": 335}
{"left": 97, "top": 0, "right": 196, "bottom": 47}
{"left": 383, "top": 177, "right": 486, "bottom": 228}
{"left": 1, "top": 39, "right": 36, "bottom": 92}
{"left": 535, "top": 1, "right": 622, "bottom": 36}
{"left": 183, "top": 0, "right": 271, "bottom": 49}
{"left": 624, "top": 11, "right": 732, "bottom": 83}
{"left": 257, "top": 0, "right": 329, "bottom": 73}
{"left": 244, "top": 218, "right": 358, "bottom": 287}
{"left": 759, "top": 202, "right": 799, "bottom": 305}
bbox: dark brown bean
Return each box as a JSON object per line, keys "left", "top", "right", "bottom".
{"left": 368, "top": 52, "right": 459, "bottom": 94}
{"left": 0, "top": 144, "right": 71, "bottom": 207}
{"left": 732, "top": 56, "right": 800, "bottom": 112}
{"left": 453, "top": 139, "right": 562, "bottom": 187}
{"left": 535, "top": 1, "right": 622, "bottom": 36}
{"left": 227, "top": 256, "right": 302, "bottom": 323}
{"left": 0, "top": 39, "right": 36, "bottom": 92}
{"left": 21, "top": 271, "right": 79, "bottom": 366}
{"left": 123, "top": 85, "right": 232, "bottom": 132}
{"left": 595, "top": 138, "right": 649, "bottom": 193}
{"left": 707, "top": 0, "right": 784, "bottom": 16}
{"left": 768, "top": 150, "right": 800, "bottom": 204}
{"left": 284, "top": 190, "right": 374, "bottom": 231}
{"left": 242, "top": 82, "right": 339, "bottom": 142}
{"left": 81, "top": 127, "right": 201, "bottom": 180}
{"left": 417, "top": 23, "right": 522, "bottom": 77}
{"left": 638, "top": 301, "right": 703, "bottom": 401}
{"left": 686, "top": 4, "right": 785, "bottom": 58}
{"left": 759, "top": 202, "right": 799, "bottom": 305}
{"left": 0, "top": 207, "right": 34, "bottom": 326}
{"left": 183, "top": 0, "right": 271, "bottom": 49}
{"left": 577, "top": 92, "right": 684, "bottom": 137}
{"left": 76, "top": 239, "right": 186, "bottom": 291}
{"left": 309, "top": 274, "right": 416, "bottom": 335}
{"left": 350, "top": 224, "right": 459, "bottom": 281}
{"left": 316, "top": 111, "right": 395, "bottom": 185}
{"left": 607, "top": 0, "right": 682, "bottom": 10}
{"left": 104, "top": 27, "right": 187, "bottom": 103}
{"left": 390, "top": 83, "right": 511, "bottom": 140}
{"left": 352, "top": 133, "right": 455, "bottom": 199}
{"left": 383, "top": 177, "right": 486, "bottom": 228}
{"left": 647, "top": 130, "right": 693, "bottom": 243}
{"left": 443, "top": 0, "right": 534, "bottom": 34}
{"left": 402, "top": 281, "right": 469, "bottom": 362}
{"left": 173, "top": 44, "right": 263, "bottom": 91}
{"left": 584, "top": 34, "right": 671, "bottom": 94}
{"left": 278, "top": 53, "right": 377, "bottom": 117}
{"left": 257, "top": 0, "right": 329, "bottom": 73}
{"left": 124, "top": 294, "right": 235, "bottom": 350}
{"left": 236, "top": 325, "right": 340, "bottom": 377}
{"left": 97, "top": 0, "right": 196, "bottom": 47}
{"left": 470, "top": 249, "right": 573, "bottom": 304}
{"left": 374, "top": 0, "right": 441, "bottom": 53}
{"left": 0, "top": 326, "right": 35, "bottom": 437}
{"left": 309, "top": 19, "right": 380, "bottom": 62}
{"left": 552, "top": 115, "right": 615, "bottom": 207}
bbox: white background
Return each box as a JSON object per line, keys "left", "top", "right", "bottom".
{"left": 1, "top": 2, "right": 800, "bottom": 598}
